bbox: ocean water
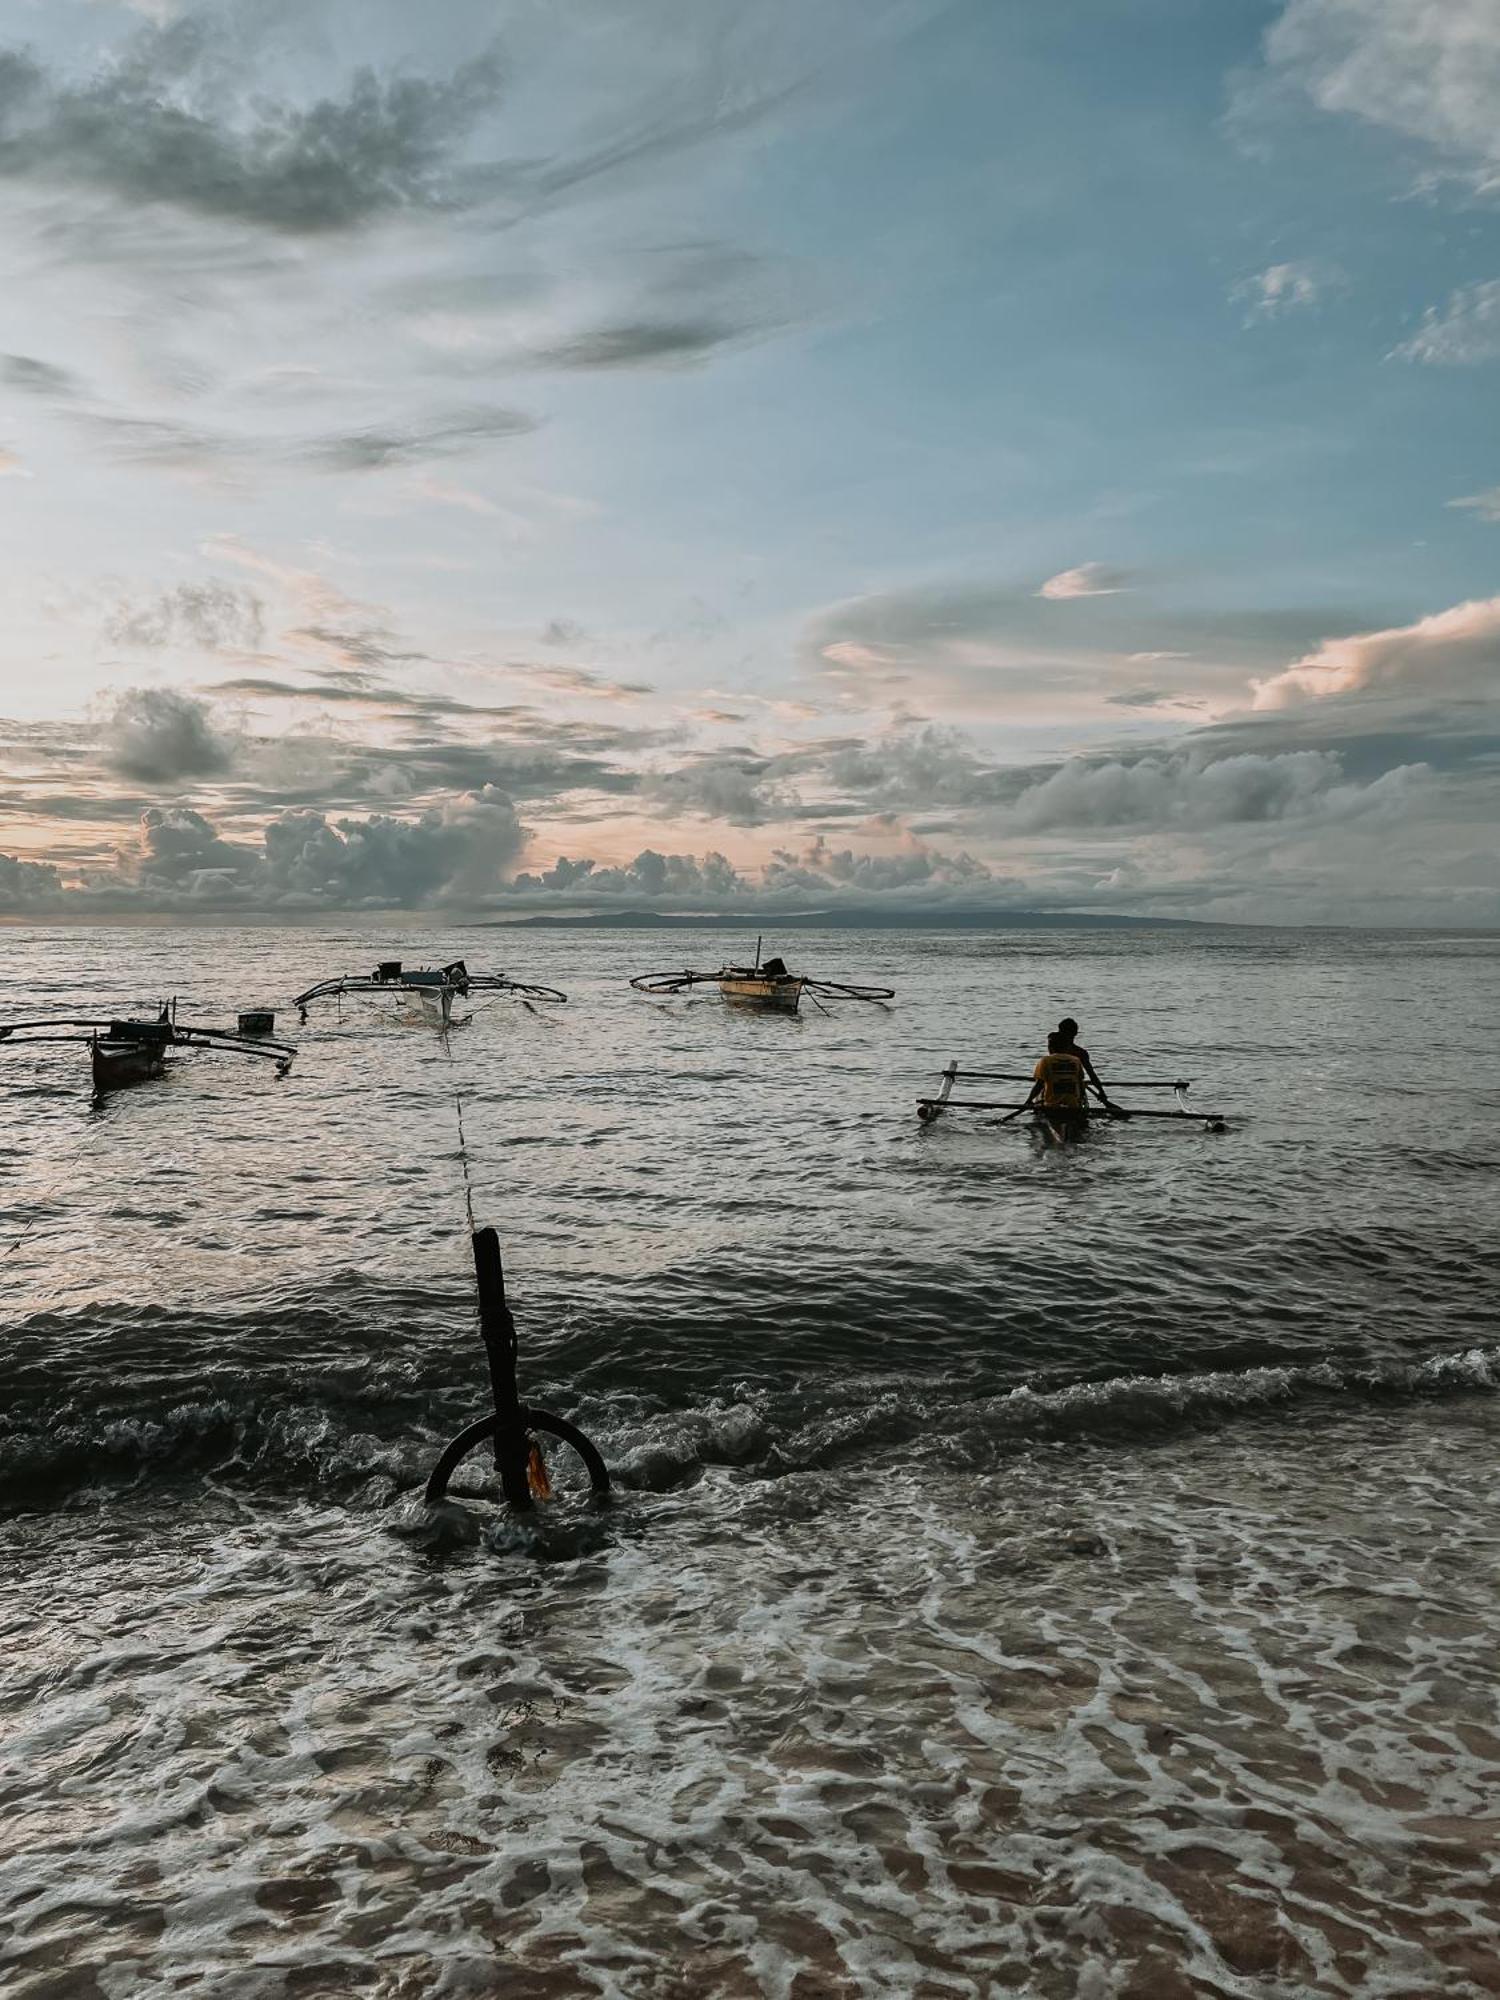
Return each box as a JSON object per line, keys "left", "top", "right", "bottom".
{"left": 2, "top": 923, "right": 1498, "bottom": 1999}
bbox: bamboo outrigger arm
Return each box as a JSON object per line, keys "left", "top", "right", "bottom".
{"left": 294, "top": 959, "right": 567, "bottom": 1018}
{"left": 916, "top": 1061, "right": 1227, "bottom": 1130}
{"left": 0, "top": 1015, "right": 295, "bottom": 1065}
{"left": 629, "top": 968, "right": 895, "bottom": 1000}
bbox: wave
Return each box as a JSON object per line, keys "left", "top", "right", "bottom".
{"left": 3, "top": 1340, "right": 1496, "bottom": 1511}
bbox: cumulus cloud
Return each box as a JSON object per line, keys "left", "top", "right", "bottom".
{"left": 99, "top": 686, "right": 237, "bottom": 782}
{"left": 825, "top": 726, "right": 1002, "bottom": 807}
{"left": 762, "top": 828, "right": 992, "bottom": 896}
{"left": 104, "top": 581, "right": 265, "bottom": 652}
{"left": 642, "top": 753, "right": 793, "bottom": 825}
{"left": 1234, "top": 260, "right": 1329, "bottom": 320}
{"left": 0, "top": 30, "right": 506, "bottom": 233}
{"left": 511, "top": 848, "right": 748, "bottom": 900}
{"left": 1393, "top": 281, "right": 1500, "bottom": 366}
{"left": 506, "top": 824, "right": 996, "bottom": 909}
{"left": 1037, "top": 563, "right": 1132, "bottom": 600}
{"left": 1251, "top": 595, "right": 1500, "bottom": 706}
{"left": 1262, "top": 0, "right": 1500, "bottom": 190}
{"left": 0, "top": 851, "right": 66, "bottom": 912}
{"left": 67, "top": 787, "right": 531, "bottom": 910}
{"left": 999, "top": 747, "right": 1425, "bottom": 832}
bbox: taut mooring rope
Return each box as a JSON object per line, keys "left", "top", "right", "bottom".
{"left": 438, "top": 1017, "right": 479, "bottom": 1236}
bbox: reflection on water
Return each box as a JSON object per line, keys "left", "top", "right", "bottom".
{"left": 2, "top": 923, "right": 1499, "bottom": 1994}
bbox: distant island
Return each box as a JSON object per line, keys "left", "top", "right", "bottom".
{"left": 470, "top": 907, "right": 1218, "bottom": 931}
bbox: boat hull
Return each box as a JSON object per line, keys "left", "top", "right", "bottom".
{"left": 718, "top": 974, "right": 805, "bottom": 1013}
{"left": 91, "top": 1038, "right": 168, "bottom": 1093}
{"left": 415, "top": 985, "right": 455, "bottom": 1027}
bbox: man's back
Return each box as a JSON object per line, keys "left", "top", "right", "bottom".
{"left": 1034, "top": 1050, "right": 1085, "bottom": 1108}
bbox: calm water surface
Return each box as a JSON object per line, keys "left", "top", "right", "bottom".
{"left": 2, "top": 924, "right": 1498, "bottom": 1997}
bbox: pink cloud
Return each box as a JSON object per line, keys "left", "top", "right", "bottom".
{"left": 1251, "top": 596, "right": 1500, "bottom": 708}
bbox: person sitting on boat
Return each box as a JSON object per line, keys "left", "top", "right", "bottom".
{"left": 1024, "top": 1032, "right": 1087, "bottom": 1123}
{"left": 1055, "top": 1017, "right": 1114, "bottom": 1113}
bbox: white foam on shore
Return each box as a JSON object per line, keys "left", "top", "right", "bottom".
{"left": 5, "top": 1398, "right": 1500, "bottom": 1996}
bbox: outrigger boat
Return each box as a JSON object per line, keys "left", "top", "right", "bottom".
{"left": 917, "top": 1063, "right": 1228, "bottom": 1141}
{"left": 0, "top": 1002, "right": 295, "bottom": 1098}
{"left": 293, "top": 958, "right": 567, "bottom": 1026}
{"left": 630, "top": 939, "right": 894, "bottom": 1016}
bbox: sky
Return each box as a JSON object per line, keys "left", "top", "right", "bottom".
{"left": 0, "top": 0, "right": 1497, "bottom": 926}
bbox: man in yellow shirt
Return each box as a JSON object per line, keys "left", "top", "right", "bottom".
{"left": 1024, "top": 1031, "right": 1087, "bottom": 1137}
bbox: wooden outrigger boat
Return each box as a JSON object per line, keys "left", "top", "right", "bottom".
{"left": 630, "top": 939, "right": 894, "bottom": 1016}
{"left": 293, "top": 958, "right": 567, "bottom": 1026}
{"left": 917, "top": 1063, "right": 1228, "bottom": 1140}
{"left": 0, "top": 1002, "right": 296, "bottom": 1099}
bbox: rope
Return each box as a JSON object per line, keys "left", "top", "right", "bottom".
{"left": 438, "top": 1018, "right": 479, "bottom": 1235}
{"left": 452, "top": 1083, "right": 478, "bottom": 1235}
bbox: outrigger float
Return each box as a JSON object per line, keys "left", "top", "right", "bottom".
{"left": 294, "top": 959, "right": 567, "bottom": 1027}
{"left": 630, "top": 939, "right": 894, "bottom": 1016}
{"left": 917, "top": 1064, "right": 1228, "bottom": 1140}
{"left": 0, "top": 1002, "right": 295, "bottom": 1098}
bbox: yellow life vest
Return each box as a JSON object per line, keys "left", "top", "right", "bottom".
{"left": 1034, "top": 1051, "right": 1084, "bottom": 1109}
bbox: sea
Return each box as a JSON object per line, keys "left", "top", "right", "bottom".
{"left": 2, "top": 922, "right": 1498, "bottom": 2000}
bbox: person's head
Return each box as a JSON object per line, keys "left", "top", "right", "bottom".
{"left": 1057, "top": 1017, "right": 1079, "bottom": 1044}
{"left": 1046, "top": 1031, "right": 1066, "bottom": 1053}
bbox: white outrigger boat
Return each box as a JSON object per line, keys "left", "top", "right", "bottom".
{"left": 917, "top": 1062, "right": 1228, "bottom": 1140}
{"left": 293, "top": 958, "right": 567, "bottom": 1027}
{"left": 630, "top": 939, "right": 894, "bottom": 1016}
{"left": 0, "top": 1001, "right": 295, "bottom": 1098}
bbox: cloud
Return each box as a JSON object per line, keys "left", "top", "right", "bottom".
{"left": 1262, "top": 0, "right": 1500, "bottom": 190}
{"left": 507, "top": 822, "right": 996, "bottom": 909}
{"left": 1448, "top": 487, "right": 1500, "bottom": 521}
{"left": 529, "top": 318, "right": 746, "bottom": 370}
{"left": 0, "top": 851, "right": 66, "bottom": 912}
{"left": 1234, "top": 260, "right": 1330, "bottom": 320}
{"left": 511, "top": 847, "right": 748, "bottom": 900}
{"left": 76, "top": 412, "right": 244, "bottom": 471}
{"left": 643, "top": 753, "right": 792, "bottom": 825}
{"left": 762, "top": 827, "right": 993, "bottom": 896}
{"left": 998, "top": 747, "right": 1424, "bottom": 832}
{"left": 541, "top": 619, "right": 586, "bottom": 648}
{"left": 506, "top": 663, "right": 652, "bottom": 702}
{"left": 1393, "top": 281, "right": 1500, "bottom": 365}
{"left": 0, "top": 31, "right": 507, "bottom": 234}
{"left": 0, "top": 446, "right": 30, "bottom": 477}
{"left": 257, "top": 790, "right": 525, "bottom": 905}
{"left": 1105, "top": 688, "right": 1202, "bottom": 710}
{"left": 1, "top": 353, "right": 78, "bottom": 397}
{"left": 306, "top": 406, "right": 536, "bottom": 471}
{"left": 825, "top": 726, "right": 1003, "bottom": 807}
{"left": 1251, "top": 595, "right": 1500, "bottom": 706}
{"left": 56, "top": 787, "right": 532, "bottom": 910}
{"left": 104, "top": 581, "right": 265, "bottom": 651}
{"left": 807, "top": 578, "right": 1366, "bottom": 721}
{"left": 1037, "top": 563, "right": 1132, "bottom": 600}
{"left": 99, "top": 686, "right": 237, "bottom": 782}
